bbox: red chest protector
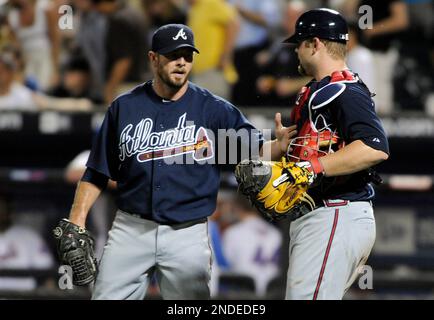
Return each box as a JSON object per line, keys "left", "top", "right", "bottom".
{"left": 288, "top": 70, "right": 355, "bottom": 163}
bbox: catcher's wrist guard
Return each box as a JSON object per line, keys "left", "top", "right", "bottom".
{"left": 52, "top": 218, "right": 98, "bottom": 286}
{"left": 235, "top": 158, "right": 317, "bottom": 221}
{"left": 307, "top": 157, "right": 324, "bottom": 176}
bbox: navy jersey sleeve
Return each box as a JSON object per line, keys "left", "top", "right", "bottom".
{"left": 332, "top": 85, "right": 389, "bottom": 155}
{"left": 209, "top": 99, "right": 264, "bottom": 160}
{"left": 81, "top": 167, "right": 109, "bottom": 190}
{"left": 86, "top": 103, "right": 120, "bottom": 180}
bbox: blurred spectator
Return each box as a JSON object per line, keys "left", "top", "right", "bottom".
{"left": 229, "top": 0, "right": 280, "bottom": 106}
{"left": 0, "top": 2, "right": 12, "bottom": 50}
{"left": 0, "top": 196, "right": 54, "bottom": 291}
{"left": 255, "top": 0, "right": 309, "bottom": 106}
{"left": 72, "top": 0, "right": 107, "bottom": 104}
{"left": 0, "top": 51, "right": 37, "bottom": 110}
{"left": 7, "top": 0, "right": 60, "bottom": 91}
{"left": 346, "top": 22, "right": 375, "bottom": 91}
{"left": 142, "top": 0, "right": 186, "bottom": 30}
{"left": 405, "top": 0, "right": 433, "bottom": 42}
{"left": 187, "top": 0, "right": 240, "bottom": 100}
{"left": 47, "top": 57, "right": 98, "bottom": 103}
{"left": 393, "top": 0, "right": 433, "bottom": 112}
{"left": 141, "top": 0, "right": 187, "bottom": 72}
{"left": 357, "top": 0, "right": 409, "bottom": 114}
{"left": 222, "top": 196, "right": 282, "bottom": 297}
{"left": 1, "top": 44, "right": 38, "bottom": 90}
{"left": 0, "top": 47, "right": 92, "bottom": 111}
{"left": 93, "top": 0, "right": 147, "bottom": 104}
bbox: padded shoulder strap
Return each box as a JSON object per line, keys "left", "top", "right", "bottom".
{"left": 330, "top": 70, "right": 355, "bottom": 82}
{"left": 309, "top": 82, "right": 346, "bottom": 110}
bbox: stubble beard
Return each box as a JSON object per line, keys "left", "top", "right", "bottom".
{"left": 158, "top": 65, "right": 188, "bottom": 90}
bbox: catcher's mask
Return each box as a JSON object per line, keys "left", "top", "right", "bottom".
{"left": 287, "top": 128, "right": 342, "bottom": 163}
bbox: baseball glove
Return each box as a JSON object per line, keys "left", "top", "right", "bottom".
{"left": 52, "top": 219, "right": 98, "bottom": 286}
{"left": 235, "top": 158, "right": 317, "bottom": 221}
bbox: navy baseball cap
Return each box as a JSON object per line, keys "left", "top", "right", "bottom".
{"left": 151, "top": 24, "right": 200, "bottom": 55}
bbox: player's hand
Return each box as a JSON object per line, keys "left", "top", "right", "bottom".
{"left": 274, "top": 112, "right": 297, "bottom": 154}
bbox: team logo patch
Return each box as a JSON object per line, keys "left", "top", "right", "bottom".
{"left": 118, "top": 113, "right": 214, "bottom": 163}
{"left": 172, "top": 28, "right": 187, "bottom": 40}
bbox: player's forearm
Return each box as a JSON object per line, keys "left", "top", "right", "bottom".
{"left": 319, "top": 140, "right": 389, "bottom": 177}
{"left": 69, "top": 181, "right": 103, "bottom": 228}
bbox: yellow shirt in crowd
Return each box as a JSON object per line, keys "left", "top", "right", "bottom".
{"left": 188, "top": 0, "right": 237, "bottom": 74}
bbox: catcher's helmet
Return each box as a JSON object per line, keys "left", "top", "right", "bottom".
{"left": 283, "top": 8, "right": 348, "bottom": 44}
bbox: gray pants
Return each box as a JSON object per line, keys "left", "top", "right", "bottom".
{"left": 286, "top": 201, "right": 376, "bottom": 300}
{"left": 92, "top": 210, "right": 212, "bottom": 300}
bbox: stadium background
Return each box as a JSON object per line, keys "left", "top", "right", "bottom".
{"left": 0, "top": 0, "right": 433, "bottom": 299}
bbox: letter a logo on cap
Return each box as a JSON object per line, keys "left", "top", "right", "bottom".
{"left": 173, "top": 28, "right": 187, "bottom": 40}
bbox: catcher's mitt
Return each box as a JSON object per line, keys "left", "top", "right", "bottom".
{"left": 52, "top": 219, "right": 98, "bottom": 286}
{"left": 235, "top": 158, "right": 317, "bottom": 221}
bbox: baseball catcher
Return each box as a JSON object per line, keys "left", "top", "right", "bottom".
{"left": 237, "top": 8, "right": 390, "bottom": 300}
{"left": 52, "top": 219, "right": 98, "bottom": 286}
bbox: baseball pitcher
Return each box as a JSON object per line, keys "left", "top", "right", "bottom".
{"left": 52, "top": 24, "right": 295, "bottom": 300}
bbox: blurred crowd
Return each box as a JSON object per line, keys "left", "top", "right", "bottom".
{"left": 0, "top": 0, "right": 432, "bottom": 114}
{"left": 0, "top": 0, "right": 434, "bottom": 299}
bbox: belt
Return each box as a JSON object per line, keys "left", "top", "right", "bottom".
{"left": 289, "top": 199, "right": 350, "bottom": 222}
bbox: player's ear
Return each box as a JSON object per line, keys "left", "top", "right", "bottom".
{"left": 313, "top": 38, "right": 323, "bottom": 52}
{"left": 148, "top": 51, "right": 157, "bottom": 64}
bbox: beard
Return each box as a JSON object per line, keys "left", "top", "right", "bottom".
{"left": 157, "top": 64, "right": 188, "bottom": 89}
